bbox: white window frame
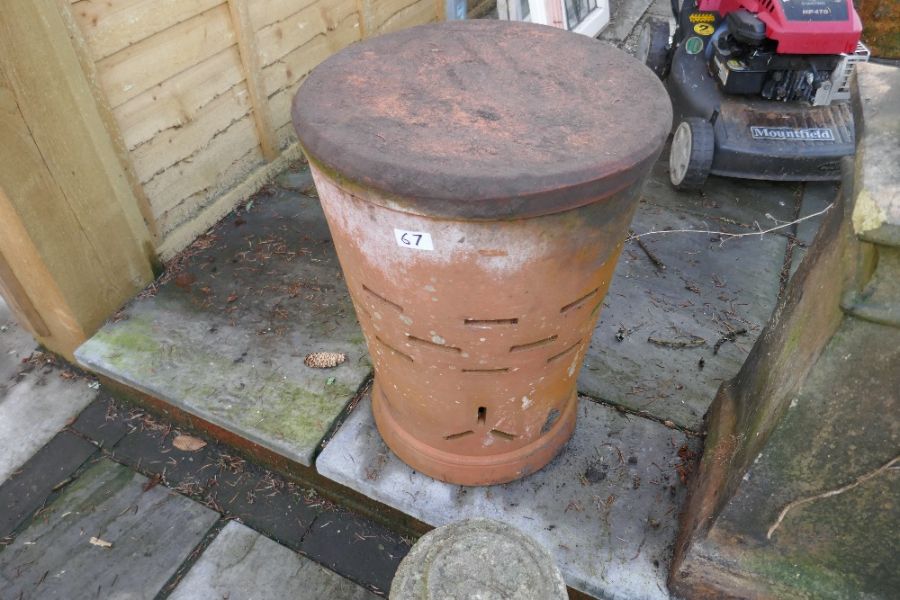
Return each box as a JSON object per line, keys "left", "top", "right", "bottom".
{"left": 497, "top": 0, "right": 610, "bottom": 38}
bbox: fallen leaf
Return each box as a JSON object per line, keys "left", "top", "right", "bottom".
{"left": 143, "top": 473, "right": 162, "bottom": 492}
{"left": 172, "top": 434, "right": 207, "bottom": 452}
{"left": 174, "top": 273, "right": 196, "bottom": 289}
{"left": 89, "top": 537, "right": 112, "bottom": 549}
{"left": 226, "top": 293, "right": 239, "bottom": 303}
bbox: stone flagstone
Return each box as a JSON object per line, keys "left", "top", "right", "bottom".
{"left": 316, "top": 395, "right": 700, "bottom": 600}
{"left": 0, "top": 458, "right": 219, "bottom": 599}
{"left": 75, "top": 179, "right": 370, "bottom": 466}
{"left": 578, "top": 154, "right": 816, "bottom": 429}
{"left": 169, "top": 521, "right": 378, "bottom": 600}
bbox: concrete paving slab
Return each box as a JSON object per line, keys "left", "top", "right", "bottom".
{"left": 0, "top": 366, "right": 97, "bottom": 482}
{"left": 317, "top": 395, "right": 700, "bottom": 600}
{"left": 169, "top": 521, "right": 377, "bottom": 600}
{"left": 581, "top": 197, "right": 787, "bottom": 429}
{"left": 0, "top": 458, "right": 219, "bottom": 599}
{"left": 75, "top": 179, "right": 370, "bottom": 467}
{"left": 0, "top": 297, "right": 37, "bottom": 393}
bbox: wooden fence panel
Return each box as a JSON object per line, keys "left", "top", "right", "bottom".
{"left": 59, "top": 0, "right": 440, "bottom": 256}
{"left": 97, "top": 4, "right": 236, "bottom": 108}
{"left": 113, "top": 47, "right": 246, "bottom": 151}
{"left": 71, "top": 0, "right": 223, "bottom": 61}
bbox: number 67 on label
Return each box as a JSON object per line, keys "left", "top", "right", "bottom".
{"left": 394, "top": 228, "right": 434, "bottom": 251}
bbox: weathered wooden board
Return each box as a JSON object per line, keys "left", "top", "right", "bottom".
{"left": 371, "top": 0, "right": 438, "bottom": 35}
{"left": 71, "top": 0, "right": 223, "bottom": 61}
{"left": 248, "top": 0, "right": 320, "bottom": 33}
{"left": 276, "top": 119, "right": 299, "bottom": 150}
{"left": 169, "top": 522, "right": 378, "bottom": 599}
{"left": 156, "top": 139, "right": 264, "bottom": 236}
{"left": 97, "top": 4, "right": 236, "bottom": 107}
{"left": 256, "top": 0, "right": 360, "bottom": 68}
{"left": 131, "top": 82, "right": 253, "bottom": 183}
{"left": 268, "top": 85, "right": 297, "bottom": 135}
{"left": 261, "top": 10, "right": 360, "bottom": 98}
{"left": 0, "top": 459, "right": 219, "bottom": 599}
{"left": 0, "top": 432, "right": 96, "bottom": 540}
{"left": 144, "top": 115, "right": 262, "bottom": 220}
{"left": 113, "top": 46, "right": 245, "bottom": 150}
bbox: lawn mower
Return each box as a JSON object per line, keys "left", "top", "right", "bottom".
{"left": 637, "top": 0, "right": 869, "bottom": 190}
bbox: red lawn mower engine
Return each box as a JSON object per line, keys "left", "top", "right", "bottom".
{"left": 639, "top": 0, "right": 870, "bottom": 189}
{"left": 704, "top": 0, "right": 866, "bottom": 105}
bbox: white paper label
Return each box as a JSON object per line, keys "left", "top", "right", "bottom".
{"left": 394, "top": 228, "right": 434, "bottom": 251}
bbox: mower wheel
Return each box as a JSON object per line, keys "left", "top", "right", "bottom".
{"left": 636, "top": 19, "right": 670, "bottom": 80}
{"left": 669, "top": 118, "right": 714, "bottom": 190}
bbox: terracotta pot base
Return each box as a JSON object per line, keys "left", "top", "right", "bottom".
{"left": 372, "top": 379, "right": 577, "bottom": 486}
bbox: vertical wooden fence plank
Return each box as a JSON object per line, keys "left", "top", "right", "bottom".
{"left": 227, "top": 0, "right": 280, "bottom": 161}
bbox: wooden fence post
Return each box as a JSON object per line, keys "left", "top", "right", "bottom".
{"left": 227, "top": 0, "right": 281, "bottom": 161}
{"left": 0, "top": 0, "right": 156, "bottom": 361}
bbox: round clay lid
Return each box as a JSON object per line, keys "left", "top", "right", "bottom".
{"left": 292, "top": 20, "right": 672, "bottom": 219}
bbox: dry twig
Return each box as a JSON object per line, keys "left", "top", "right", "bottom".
{"left": 629, "top": 203, "right": 833, "bottom": 245}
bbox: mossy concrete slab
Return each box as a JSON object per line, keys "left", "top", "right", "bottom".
{"left": 0, "top": 458, "right": 218, "bottom": 599}
{"left": 75, "top": 178, "right": 371, "bottom": 466}
{"left": 317, "top": 394, "right": 700, "bottom": 600}
{"left": 169, "top": 521, "right": 377, "bottom": 600}
{"left": 581, "top": 193, "right": 788, "bottom": 430}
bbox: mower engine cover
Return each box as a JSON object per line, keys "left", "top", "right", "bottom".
{"left": 697, "top": 0, "right": 862, "bottom": 54}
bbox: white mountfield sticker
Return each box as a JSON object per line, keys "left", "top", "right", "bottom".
{"left": 394, "top": 228, "right": 434, "bottom": 251}
{"left": 750, "top": 126, "right": 835, "bottom": 141}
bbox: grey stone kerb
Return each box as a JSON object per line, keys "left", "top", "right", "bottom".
{"left": 852, "top": 62, "right": 900, "bottom": 245}
{"left": 390, "top": 519, "right": 567, "bottom": 600}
